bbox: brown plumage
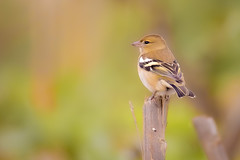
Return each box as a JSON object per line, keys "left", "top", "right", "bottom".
{"left": 132, "top": 34, "right": 195, "bottom": 98}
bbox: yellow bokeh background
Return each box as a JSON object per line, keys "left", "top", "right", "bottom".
{"left": 1, "top": 0, "right": 240, "bottom": 160}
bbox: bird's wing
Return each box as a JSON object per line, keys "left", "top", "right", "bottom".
{"left": 139, "top": 57, "right": 183, "bottom": 84}
{"left": 139, "top": 56, "right": 196, "bottom": 98}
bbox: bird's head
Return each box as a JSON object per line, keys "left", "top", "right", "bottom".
{"left": 132, "top": 34, "right": 167, "bottom": 52}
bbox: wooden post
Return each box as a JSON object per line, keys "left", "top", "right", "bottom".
{"left": 193, "top": 116, "right": 229, "bottom": 160}
{"left": 143, "top": 95, "right": 170, "bottom": 160}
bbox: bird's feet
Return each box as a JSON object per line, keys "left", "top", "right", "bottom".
{"left": 149, "top": 91, "right": 158, "bottom": 100}
{"left": 165, "top": 94, "right": 170, "bottom": 100}
{"left": 149, "top": 92, "right": 170, "bottom": 101}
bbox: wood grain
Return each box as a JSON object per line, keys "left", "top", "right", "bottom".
{"left": 143, "top": 95, "right": 170, "bottom": 160}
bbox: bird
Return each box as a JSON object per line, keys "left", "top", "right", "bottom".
{"left": 132, "top": 34, "right": 195, "bottom": 98}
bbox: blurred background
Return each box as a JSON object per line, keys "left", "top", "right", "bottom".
{"left": 1, "top": 0, "right": 240, "bottom": 159}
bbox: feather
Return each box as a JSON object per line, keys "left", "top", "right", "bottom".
{"left": 170, "top": 84, "right": 185, "bottom": 98}
{"left": 188, "top": 90, "right": 196, "bottom": 98}
{"left": 139, "top": 57, "right": 183, "bottom": 84}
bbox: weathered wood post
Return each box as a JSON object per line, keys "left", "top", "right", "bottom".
{"left": 143, "top": 95, "right": 170, "bottom": 160}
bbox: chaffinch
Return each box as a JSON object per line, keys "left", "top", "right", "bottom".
{"left": 132, "top": 34, "right": 195, "bottom": 98}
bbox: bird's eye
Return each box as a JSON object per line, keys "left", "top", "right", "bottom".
{"left": 144, "top": 41, "right": 150, "bottom": 44}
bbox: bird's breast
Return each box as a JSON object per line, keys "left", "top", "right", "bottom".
{"left": 138, "top": 66, "right": 165, "bottom": 92}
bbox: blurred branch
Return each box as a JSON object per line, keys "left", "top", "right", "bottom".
{"left": 193, "top": 116, "right": 229, "bottom": 160}
{"left": 129, "top": 101, "right": 143, "bottom": 158}
{"left": 143, "top": 95, "right": 169, "bottom": 160}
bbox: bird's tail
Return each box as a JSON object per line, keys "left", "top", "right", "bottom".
{"left": 170, "top": 84, "right": 196, "bottom": 98}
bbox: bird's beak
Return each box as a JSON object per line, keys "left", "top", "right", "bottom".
{"left": 131, "top": 41, "right": 142, "bottom": 47}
